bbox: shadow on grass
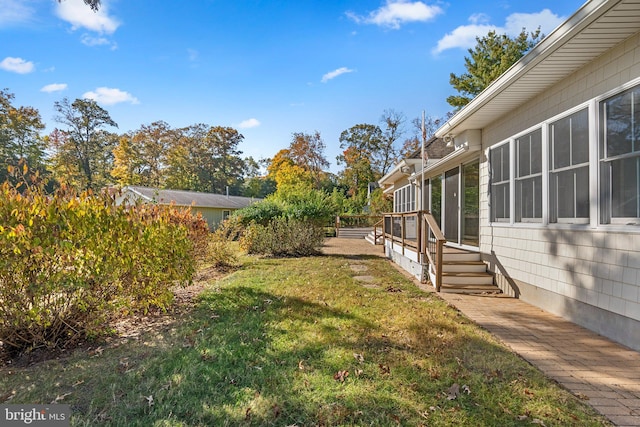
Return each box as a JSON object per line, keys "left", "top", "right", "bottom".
{"left": 0, "top": 252, "right": 607, "bottom": 426}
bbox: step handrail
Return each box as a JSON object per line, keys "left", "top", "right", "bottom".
{"left": 421, "top": 211, "right": 446, "bottom": 292}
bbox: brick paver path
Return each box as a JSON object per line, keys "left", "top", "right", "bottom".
{"left": 323, "top": 237, "right": 640, "bottom": 426}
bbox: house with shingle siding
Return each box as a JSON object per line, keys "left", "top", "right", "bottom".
{"left": 379, "top": 0, "right": 640, "bottom": 351}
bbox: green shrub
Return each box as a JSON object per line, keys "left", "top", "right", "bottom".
{"left": 207, "top": 229, "right": 239, "bottom": 269}
{"left": 234, "top": 199, "right": 284, "bottom": 226}
{"left": 239, "top": 217, "right": 325, "bottom": 257}
{"left": 0, "top": 182, "right": 197, "bottom": 357}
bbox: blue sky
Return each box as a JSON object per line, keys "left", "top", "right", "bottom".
{"left": 1, "top": 0, "right": 584, "bottom": 172}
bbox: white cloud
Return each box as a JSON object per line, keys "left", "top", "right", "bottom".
{"left": 82, "top": 87, "right": 139, "bottom": 105}
{"left": 0, "top": 56, "right": 34, "bottom": 74}
{"left": 321, "top": 67, "right": 354, "bottom": 83}
{"left": 433, "top": 9, "right": 565, "bottom": 54}
{"left": 347, "top": 0, "right": 443, "bottom": 30}
{"left": 0, "top": 0, "right": 35, "bottom": 26}
{"left": 55, "top": 0, "right": 120, "bottom": 34}
{"left": 238, "top": 118, "right": 261, "bottom": 129}
{"left": 41, "top": 83, "right": 68, "bottom": 93}
{"left": 81, "top": 34, "right": 117, "bottom": 49}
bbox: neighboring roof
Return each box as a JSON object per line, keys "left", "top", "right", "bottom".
{"left": 122, "top": 186, "right": 260, "bottom": 209}
{"left": 378, "top": 137, "right": 454, "bottom": 187}
{"left": 435, "top": 0, "right": 640, "bottom": 139}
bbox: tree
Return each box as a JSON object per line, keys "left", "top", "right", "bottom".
{"left": 288, "top": 131, "right": 330, "bottom": 188}
{"left": 51, "top": 98, "right": 118, "bottom": 190}
{"left": 0, "top": 90, "right": 47, "bottom": 185}
{"left": 198, "top": 126, "right": 245, "bottom": 194}
{"left": 165, "top": 124, "right": 207, "bottom": 191}
{"left": 164, "top": 124, "right": 246, "bottom": 194}
{"left": 447, "top": 28, "right": 542, "bottom": 109}
{"left": 243, "top": 156, "right": 276, "bottom": 198}
{"left": 379, "top": 109, "right": 405, "bottom": 175}
{"left": 112, "top": 121, "right": 176, "bottom": 187}
{"left": 398, "top": 113, "right": 453, "bottom": 157}
{"left": 57, "top": 0, "right": 101, "bottom": 11}
{"left": 267, "top": 149, "right": 314, "bottom": 195}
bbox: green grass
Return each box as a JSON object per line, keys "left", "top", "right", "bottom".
{"left": 0, "top": 253, "right": 610, "bottom": 426}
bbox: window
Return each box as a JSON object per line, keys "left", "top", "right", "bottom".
{"left": 223, "top": 210, "right": 231, "bottom": 220}
{"left": 549, "top": 109, "right": 590, "bottom": 223}
{"left": 600, "top": 84, "right": 640, "bottom": 224}
{"left": 515, "top": 129, "right": 542, "bottom": 222}
{"left": 394, "top": 184, "right": 415, "bottom": 213}
{"left": 490, "top": 143, "right": 510, "bottom": 222}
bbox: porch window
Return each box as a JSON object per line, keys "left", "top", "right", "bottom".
{"left": 490, "top": 143, "right": 510, "bottom": 222}
{"left": 515, "top": 129, "right": 542, "bottom": 222}
{"left": 393, "top": 184, "right": 415, "bottom": 213}
{"left": 549, "top": 108, "right": 590, "bottom": 223}
{"left": 600, "top": 84, "right": 640, "bottom": 224}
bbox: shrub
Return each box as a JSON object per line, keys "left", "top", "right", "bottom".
{"left": 207, "top": 228, "right": 239, "bottom": 269}
{"left": 234, "top": 199, "right": 284, "bottom": 226}
{"left": 240, "top": 217, "right": 325, "bottom": 257}
{"left": 0, "top": 182, "right": 196, "bottom": 357}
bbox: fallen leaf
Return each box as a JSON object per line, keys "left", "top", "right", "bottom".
{"left": 446, "top": 383, "right": 460, "bottom": 400}
{"left": 462, "top": 384, "right": 471, "bottom": 394}
{"left": 334, "top": 370, "right": 349, "bottom": 382}
{"left": 272, "top": 404, "right": 281, "bottom": 418}
{"left": 245, "top": 407, "right": 252, "bottom": 420}
{"left": 50, "top": 392, "right": 72, "bottom": 404}
{"left": 378, "top": 364, "right": 390, "bottom": 375}
{"left": 145, "top": 395, "right": 154, "bottom": 407}
{"left": 355, "top": 369, "right": 363, "bottom": 377}
{"left": 0, "top": 391, "right": 16, "bottom": 403}
{"left": 353, "top": 353, "right": 364, "bottom": 363}
{"left": 532, "top": 419, "right": 546, "bottom": 426}
{"left": 298, "top": 360, "right": 305, "bottom": 370}
{"left": 574, "top": 392, "right": 589, "bottom": 400}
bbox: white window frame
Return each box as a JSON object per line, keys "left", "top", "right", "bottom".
{"left": 514, "top": 127, "right": 543, "bottom": 223}
{"left": 598, "top": 80, "right": 640, "bottom": 226}
{"left": 489, "top": 141, "right": 511, "bottom": 223}
{"left": 548, "top": 107, "right": 591, "bottom": 225}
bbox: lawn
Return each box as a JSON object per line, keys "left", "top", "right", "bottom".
{"left": 0, "top": 251, "right": 610, "bottom": 426}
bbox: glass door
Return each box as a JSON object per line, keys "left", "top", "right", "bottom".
{"left": 462, "top": 161, "right": 480, "bottom": 246}
{"left": 444, "top": 167, "right": 460, "bottom": 242}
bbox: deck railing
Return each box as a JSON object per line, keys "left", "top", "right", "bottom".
{"left": 382, "top": 210, "right": 446, "bottom": 291}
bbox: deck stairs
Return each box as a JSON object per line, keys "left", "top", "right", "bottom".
{"left": 336, "top": 227, "right": 373, "bottom": 239}
{"left": 439, "top": 246, "right": 500, "bottom": 294}
{"left": 364, "top": 228, "right": 384, "bottom": 245}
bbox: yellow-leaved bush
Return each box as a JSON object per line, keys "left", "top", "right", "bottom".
{"left": 0, "top": 182, "right": 203, "bottom": 357}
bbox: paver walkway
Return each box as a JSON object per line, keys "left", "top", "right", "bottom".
{"left": 322, "top": 237, "right": 640, "bottom": 427}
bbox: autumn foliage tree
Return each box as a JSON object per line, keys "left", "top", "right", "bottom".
{"left": 0, "top": 90, "right": 47, "bottom": 186}
{"left": 51, "top": 98, "right": 118, "bottom": 190}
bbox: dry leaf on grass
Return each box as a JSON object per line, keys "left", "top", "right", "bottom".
{"left": 334, "top": 370, "right": 349, "bottom": 382}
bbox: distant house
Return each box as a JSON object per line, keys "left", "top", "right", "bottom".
{"left": 379, "top": 0, "right": 640, "bottom": 352}
{"left": 117, "top": 186, "right": 260, "bottom": 230}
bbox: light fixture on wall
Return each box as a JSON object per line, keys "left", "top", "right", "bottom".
{"left": 443, "top": 134, "right": 454, "bottom": 145}
{"left": 400, "top": 165, "right": 412, "bottom": 175}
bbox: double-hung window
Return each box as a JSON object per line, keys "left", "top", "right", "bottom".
{"left": 549, "top": 109, "right": 590, "bottom": 223}
{"left": 490, "top": 143, "right": 510, "bottom": 222}
{"left": 515, "top": 129, "right": 542, "bottom": 222}
{"left": 600, "top": 84, "right": 640, "bottom": 224}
